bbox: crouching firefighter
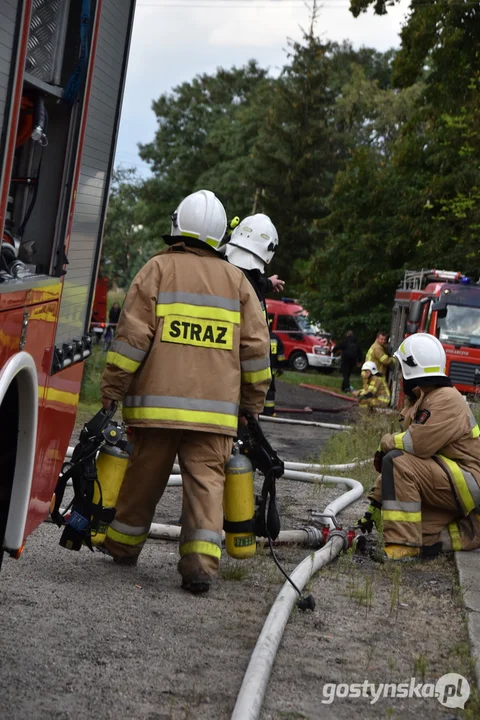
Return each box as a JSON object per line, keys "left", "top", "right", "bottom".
{"left": 99, "top": 190, "right": 271, "bottom": 594}
{"left": 357, "top": 333, "right": 480, "bottom": 561}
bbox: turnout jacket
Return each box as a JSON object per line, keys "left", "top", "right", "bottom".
{"left": 381, "top": 386, "right": 480, "bottom": 514}
{"left": 100, "top": 243, "right": 271, "bottom": 436}
{"left": 366, "top": 341, "right": 394, "bottom": 377}
{"left": 358, "top": 374, "right": 390, "bottom": 404}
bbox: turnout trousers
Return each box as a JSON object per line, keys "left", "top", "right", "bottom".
{"left": 263, "top": 377, "right": 276, "bottom": 416}
{"left": 369, "top": 450, "right": 480, "bottom": 551}
{"left": 104, "top": 428, "right": 232, "bottom": 582}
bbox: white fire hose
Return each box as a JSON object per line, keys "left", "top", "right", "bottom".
{"left": 62, "top": 446, "right": 366, "bottom": 720}
{"left": 231, "top": 471, "right": 364, "bottom": 720}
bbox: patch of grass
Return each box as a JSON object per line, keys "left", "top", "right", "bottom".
{"left": 413, "top": 653, "right": 428, "bottom": 683}
{"left": 348, "top": 574, "right": 374, "bottom": 612}
{"left": 80, "top": 347, "right": 107, "bottom": 403}
{"left": 388, "top": 564, "right": 402, "bottom": 617}
{"left": 280, "top": 369, "right": 362, "bottom": 394}
{"left": 313, "top": 411, "right": 397, "bottom": 493}
{"left": 107, "top": 288, "right": 126, "bottom": 310}
{"left": 220, "top": 566, "right": 249, "bottom": 581}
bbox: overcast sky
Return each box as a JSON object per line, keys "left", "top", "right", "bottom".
{"left": 115, "top": 0, "right": 411, "bottom": 176}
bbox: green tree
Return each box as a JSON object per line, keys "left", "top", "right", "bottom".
{"left": 102, "top": 168, "right": 161, "bottom": 289}
{"left": 250, "top": 11, "right": 346, "bottom": 285}
{"left": 138, "top": 61, "right": 272, "bottom": 238}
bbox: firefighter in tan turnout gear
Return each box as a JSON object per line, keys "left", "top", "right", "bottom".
{"left": 358, "top": 333, "right": 480, "bottom": 561}
{"left": 352, "top": 361, "right": 390, "bottom": 408}
{"left": 366, "top": 330, "right": 395, "bottom": 378}
{"left": 100, "top": 190, "right": 271, "bottom": 593}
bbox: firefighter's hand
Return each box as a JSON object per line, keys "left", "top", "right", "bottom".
{"left": 239, "top": 411, "right": 258, "bottom": 426}
{"left": 357, "top": 511, "right": 375, "bottom": 534}
{"left": 374, "top": 450, "right": 385, "bottom": 473}
{"left": 269, "top": 275, "right": 285, "bottom": 293}
{"left": 102, "top": 397, "right": 114, "bottom": 411}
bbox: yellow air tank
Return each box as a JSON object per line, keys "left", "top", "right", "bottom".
{"left": 223, "top": 451, "right": 256, "bottom": 559}
{"left": 90, "top": 442, "right": 130, "bottom": 546}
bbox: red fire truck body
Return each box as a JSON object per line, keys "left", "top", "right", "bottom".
{"left": 0, "top": 0, "right": 136, "bottom": 567}
{"left": 390, "top": 270, "right": 480, "bottom": 405}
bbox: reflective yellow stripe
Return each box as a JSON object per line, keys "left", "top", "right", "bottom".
{"left": 241, "top": 367, "right": 272, "bottom": 384}
{"left": 39, "top": 386, "right": 79, "bottom": 406}
{"left": 179, "top": 540, "right": 222, "bottom": 559}
{"left": 448, "top": 521, "right": 462, "bottom": 551}
{"left": 106, "top": 351, "right": 141, "bottom": 373}
{"left": 437, "top": 455, "right": 477, "bottom": 514}
{"left": 205, "top": 237, "right": 220, "bottom": 248}
{"left": 156, "top": 302, "right": 240, "bottom": 325}
{"left": 424, "top": 366, "right": 441, "bottom": 374}
{"left": 394, "top": 433, "right": 406, "bottom": 450}
{"left": 383, "top": 510, "right": 422, "bottom": 523}
{"left": 264, "top": 401, "right": 275, "bottom": 408}
{"left": 123, "top": 406, "right": 237, "bottom": 429}
{"left": 472, "top": 425, "right": 480, "bottom": 438}
{"left": 106, "top": 526, "right": 148, "bottom": 546}
{"left": 180, "top": 231, "right": 199, "bottom": 239}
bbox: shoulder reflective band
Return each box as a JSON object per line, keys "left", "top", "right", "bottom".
{"left": 394, "top": 430, "right": 414, "bottom": 453}
{"left": 123, "top": 395, "right": 238, "bottom": 429}
{"left": 107, "top": 341, "right": 147, "bottom": 373}
{"left": 469, "top": 413, "right": 480, "bottom": 438}
{"left": 156, "top": 292, "right": 240, "bottom": 324}
{"left": 161, "top": 315, "right": 233, "bottom": 350}
{"left": 436, "top": 455, "right": 480, "bottom": 515}
{"left": 241, "top": 356, "right": 271, "bottom": 384}
{"left": 447, "top": 520, "right": 462, "bottom": 551}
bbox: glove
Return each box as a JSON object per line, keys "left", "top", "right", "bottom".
{"left": 374, "top": 450, "right": 385, "bottom": 473}
{"left": 357, "top": 503, "right": 382, "bottom": 534}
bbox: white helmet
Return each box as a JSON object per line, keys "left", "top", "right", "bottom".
{"left": 361, "top": 361, "right": 378, "bottom": 375}
{"left": 224, "top": 213, "right": 278, "bottom": 273}
{"left": 394, "top": 333, "right": 447, "bottom": 380}
{"left": 171, "top": 190, "right": 226, "bottom": 249}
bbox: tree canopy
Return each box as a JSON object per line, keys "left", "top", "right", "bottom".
{"left": 101, "top": 0, "right": 480, "bottom": 347}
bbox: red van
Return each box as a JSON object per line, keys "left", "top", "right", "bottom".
{"left": 266, "top": 298, "right": 338, "bottom": 372}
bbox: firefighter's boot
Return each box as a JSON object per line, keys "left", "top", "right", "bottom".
{"left": 372, "top": 544, "right": 421, "bottom": 563}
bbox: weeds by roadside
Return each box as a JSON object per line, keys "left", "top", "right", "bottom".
{"left": 280, "top": 370, "right": 362, "bottom": 394}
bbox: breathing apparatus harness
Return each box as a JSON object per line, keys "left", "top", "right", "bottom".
{"left": 51, "top": 403, "right": 128, "bottom": 551}
{"left": 237, "top": 411, "right": 315, "bottom": 611}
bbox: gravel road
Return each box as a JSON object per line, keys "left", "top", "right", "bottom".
{"left": 0, "top": 381, "right": 473, "bottom": 719}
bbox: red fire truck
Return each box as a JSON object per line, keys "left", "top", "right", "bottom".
{"left": 390, "top": 269, "right": 480, "bottom": 405}
{"left": 0, "top": 0, "right": 136, "bottom": 570}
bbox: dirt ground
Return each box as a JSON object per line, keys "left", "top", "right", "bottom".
{"left": 0, "top": 381, "right": 476, "bottom": 719}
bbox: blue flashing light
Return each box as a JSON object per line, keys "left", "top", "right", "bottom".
{"left": 461, "top": 277, "right": 471, "bottom": 284}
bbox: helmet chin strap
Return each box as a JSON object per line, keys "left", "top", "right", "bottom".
{"left": 403, "top": 375, "right": 452, "bottom": 400}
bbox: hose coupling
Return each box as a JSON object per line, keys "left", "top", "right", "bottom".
{"left": 300, "top": 525, "right": 324, "bottom": 548}
{"left": 327, "top": 528, "right": 349, "bottom": 552}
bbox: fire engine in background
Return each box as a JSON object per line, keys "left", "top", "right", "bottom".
{"left": 266, "top": 298, "right": 338, "bottom": 373}
{"left": 90, "top": 274, "right": 108, "bottom": 344}
{"left": 0, "top": 0, "right": 136, "bottom": 571}
{"left": 390, "top": 269, "right": 480, "bottom": 406}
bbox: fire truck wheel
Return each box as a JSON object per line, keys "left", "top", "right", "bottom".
{"left": 290, "top": 351, "right": 308, "bottom": 372}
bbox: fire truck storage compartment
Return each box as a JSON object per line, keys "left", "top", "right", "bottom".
{"left": 3, "top": 0, "right": 85, "bottom": 278}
